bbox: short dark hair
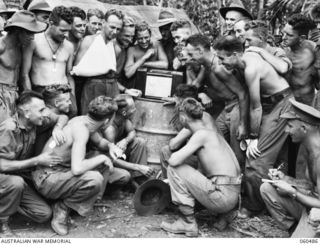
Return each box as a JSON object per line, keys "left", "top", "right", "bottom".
{"left": 311, "top": 4, "right": 320, "bottom": 20}
{"left": 69, "top": 6, "right": 86, "bottom": 21}
{"left": 16, "top": 90, "right": 43, "bottom": 107}
{"left": 104, "top": 9, "right": 124, "bottom": 22}
{"left": 244, "top": 20, "right": 269, "bottom": 43}
{"left": 288, "top": 14, "right": 316, "bottom": 36}
{"left": 88, "top": 96, "right": 118, "bottom": 121}
{"left": 87, "top": 8, "right": 104, "bottom": 20}
{"left": 214, "top": 35, "right": 244, "bottom": 53}
{"left": 179, "top": 97, "right": 203, "bottom": 119}
{"left": 114, "top": 94, "right": 133, "bottom": 109}
{"left": 49, "top": 6, "right": 73, "bottom": 25}
{"left": 135, "top": 21, "right": 151, "bottom": 36}
{"left": 42, "top": 86, "right": 71, "bottom": 105}
{"left": 186, "top": 34, "right": 211, "bottom": 50}
{"left": 170, "top": 19, "right": 191, "bottom": 32}
{"left": 174, "top": 84, "right": 198, "bottom": 99}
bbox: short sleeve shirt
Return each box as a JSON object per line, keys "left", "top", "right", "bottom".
{"left": 0, "top": 116, "right": 36, "bottom": 161}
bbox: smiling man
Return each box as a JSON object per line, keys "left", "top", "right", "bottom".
{"left": 124, "top": 21, "right": 168, "bottom": 79}
{"left": 68, "top": 7, "right": 86, "bottom": 58}
{"left": 21, "top": 6, "right": 77, "bottom": 117}
{"left": 85, "top": 8, "right": 104, "bottom": 36}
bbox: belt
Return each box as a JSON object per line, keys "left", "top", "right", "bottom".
{"left": 33, "top": 83, "right": 70, "bottom": 91}
{"left": 261, "top": 87, "right": 291, "bottom": 105}
{"left": 208, "top": 175, "right": 242, "bottom": 185}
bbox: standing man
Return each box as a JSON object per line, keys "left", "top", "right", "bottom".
{"left": 160, "top": 98, "right": 241, "bottom": 237}
{"left": 124, "top": 21, "right": 168, "bottom": 79}
{"left": 155, "top": 10, "right": 176, "bottom": 70}
{"left": 0, "top": 10, "right": 47, "bottom": 123}
{"left": 215, "top": 36, "right": 293, "bottom": 218}
{"left": 32, "top": 96, "right": 117, "bottom": 236}
{"left": 75, "top": 9, "right": 124, "bottom": 114}
{"left": 0, "top": 91, "right": 62, "bottom": 236}
{"left": 185, "top": 34, "right": 249, "bottom": 169}
{"left": 27, "top": 0, "right": 52, "bottom": 23}
{"left": 21, "top": 6, "right": 77, "bottom": 116}
{"left": 219, "top": 0, "right": 253, "bottom": 36}
{"left": 85, "top": 8, "right": 104, "bottom": 36}
{"left": 282, "top": 14, "right": 318, "bottom": 105}
{"left": 260, "top": 100, "right": 320, "bottom": 237}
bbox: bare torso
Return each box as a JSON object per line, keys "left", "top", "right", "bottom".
{"left": 132, "top": 41, "right": 160, "bottom": 62}
{"left": 0, "top": 36, "right": 21, "bottom": 86}
{"left": 31, "top": 33, "right": 73, "bottom": 86}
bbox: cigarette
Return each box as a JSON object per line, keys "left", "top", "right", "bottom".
{"left": 277, "top": 162, "right": 285, "bottom": 171}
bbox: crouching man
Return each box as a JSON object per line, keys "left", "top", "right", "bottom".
{"left": 260, "top": 100, "right": 320, "bottom": 237}
{"left": 160, "top": 98, "right": 241, "bottom": 237}
{"left": 32, "top": 96, "right": 118, "bottom": 236}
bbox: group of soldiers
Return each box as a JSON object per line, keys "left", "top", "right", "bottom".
{"left": 1, "top": 0, "right": 320, "bottom": 239}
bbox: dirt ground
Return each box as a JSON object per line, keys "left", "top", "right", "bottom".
{"left": 9, "top": 188, "right": 288, "bottom": 238}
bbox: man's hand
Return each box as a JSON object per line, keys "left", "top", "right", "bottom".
{"left": 198, "top": 93, "right": 213, "bottom": 108}
{"left": 162, "top": 96, "right": 177, "bottom": 106}
{"left": 37, "top": 152, "right": 62, "bottom": 167}
{"left": 116, "top": 139, "right": 128, "bottom": 152}
{"left": 272, "top": 180, "right": 296, "bottom": 196}
{"left": 143, "top": 48, "right": 155, "bottom": 60}
{"left": 237, "top": 124, "right": 247, "bottom": 140}
{"left": 52, "top": 127, "right": 66, "bottom": 146}
{"left": 246, "top": 139, "right": 261, "bottom": 159}
{"left": 308, "top": 208, "right": 320, "bottom": 232}
{"left": 173, "top": 57, "right": 182, "bottom": 70}
{"left": 245, "top": 46, "right": 264, "bottom": 56}
{"left": 137, "top": 165, "right": 154, "bottom": 178}
{"left": 268, "top": 169, "right": 285, "bottom": 180}
{"left": 103, "top": 156, "right": 114, "bottom": 173}
{"left": 108, "top": 143, "right": 123, "bottom": 160}
{"left": 125, "top": 88, "right": 142, "bottom": 97}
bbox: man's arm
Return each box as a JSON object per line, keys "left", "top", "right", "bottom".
{"left": 168, "top": 130, "right": 204, "bottom": 167}
{"left": 143, "top": 42, "right": 168, "bottom": 69}
{"left": 71, "top": 125, "right": 110, "bottom": 175}
{"left": 244, "top": 54, "right": 262, "bottom": 139}
{"left": 20, "top": 41, "right": 36, "bottom": 91}
{"left": 73, "top": 36, "right": 94, "bottom": 66}
{"left": 169, "top": 128, "right": 192, "bottom": 151}
{"left": 66, "top": 44, "right": 75, "bottom": 94}
{"left": 216, "top": 65, "right": 249, "bottom": 139}
{"left": 125, "top": 47, "right": 148, "bottom": 78}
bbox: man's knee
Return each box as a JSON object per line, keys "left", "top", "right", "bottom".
{"left": 260, "top": 182, "right": 275, "bottom": 201}
{"left": 81, "top": 171, "right": 104, "bottom": 191}
{"left": 35, "top": 204, "right": 52, "bottom": 223}
{"left": 6, "top": 175, "right": 25, "bottom": 194}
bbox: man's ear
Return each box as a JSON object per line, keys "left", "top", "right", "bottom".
{"left": 301, "top": 124, "right": 307, "bottom": 133}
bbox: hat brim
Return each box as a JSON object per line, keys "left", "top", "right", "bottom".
{"left": 4, "top": 21, "right": 47, "bottom": 33}
{"left": 0, "top": 10, "right": 17, "bottom": 14}
{"left": 152, "top": 18, "right": 176, "bottom": 28}
{"left": 280, "top": 111, "right": 297, "bottom": 120}
{"left": 133, "top": 179, "right": 171, "bottom": 216}
{"left": 219, "top": 7, "right": 253, "bottom": 20}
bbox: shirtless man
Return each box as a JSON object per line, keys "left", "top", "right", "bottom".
{"left": 21, "top": 6, "right": 77, "bottom": 116}
{"left": 244, "top": 20, "right": 292, "bottom": 75}
{"left": 282, "top": 14, "right": 318, "bottom": 105}
{"left": 124, "top": 21, "right": 168, "bottom": 79}
{"left": 160, "top": 98, "right": 241, "bottom": 237}
{"left": 215, "top": 36, "right": 293, "bottom": 218}
{"left": 0, "top": 11, "right": 46, "bottom": 123}
{"left": 32, "top": 96, "right": 118, "bottom": 236}
{"left": 75, "top": 9, "right": 124, "bottom": 114}
{"left": 85, "top": 8, "right": 104, "bottom": 36}
{"left": 185, "top": 34, "right": 249, "bottom": 170}
{"left": 260, "top": 100, "right": 320, "bottom": 237}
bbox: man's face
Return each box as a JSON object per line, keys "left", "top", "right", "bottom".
{"left": 234, "top": 20, "right": 246, "bottom": 43}
{"left": 136, "top": 29, "right": 151, "bottom": 50}
{"left": 216, "top": 49, "right": 238, "bottom": 71}
{"left": 70, "top": 17, "right": 86, "bottom": 40}
{"left": 285, "top": 120, "right": 305, "bottom": 143}
{"left": 282, "top": 23, "right": 300, "bottom": 48}
{"left": 117, "top": 26, "right": 135, "bottom": 48}
{"left": 87, "top": 15, "right": 103, "bottom": 34}
{"left": 51, "top": 20, "right": 72, "bottom": 43}
{"left": 19, "top": 29, "right": 35, "bottom": 47}
{"left": 34, "top": 11, "right": 50, "bottom": 23}
{"left": 27, "top": 98, "right": 47, "bottom": 126}
{"left": 103, "top": 15, "right": 123, "bottom": 41}
{"left": 186, "top": 43, "right": 203, "bottom": 63}
{"left": 55, "top": 93, "right": 72, "bottom": 114}
{"left": 177, "top": 48, "right": 191, "bottom": 66}
{"left": 171, "top": 27, "right": 191, "bottom": 45}
{"left": 120, "top": 101, "right": 136, "bottom": 120}
{"left": 244, "top": 29, "right": 264, "bottom": 48}
{"left": 159, "top": 23, "right": 172, "bottom": 41}
{"left": 225, "top": 10, "right": 243, "bottom": 31}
